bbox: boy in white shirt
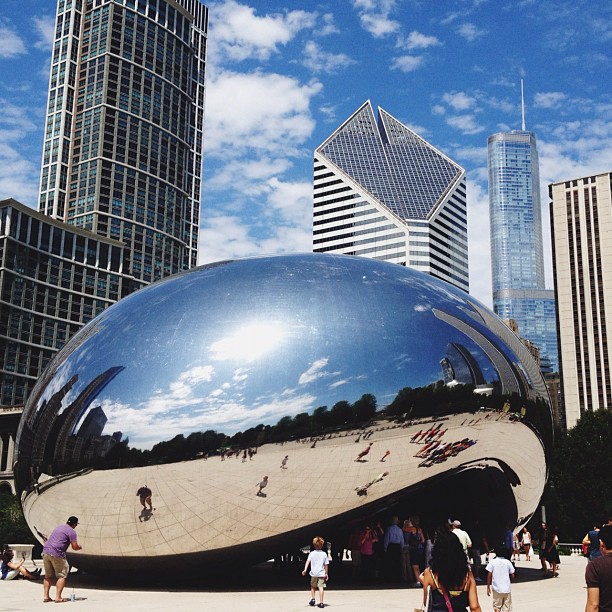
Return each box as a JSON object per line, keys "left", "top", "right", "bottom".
{"left": 486, "top": 547, "right": 515, "bottom": 612}
{"left": 302, "top": 536, "right": 329, "bottom": 609}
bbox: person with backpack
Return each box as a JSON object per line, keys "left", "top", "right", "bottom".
{"left": 402, "top": 516, "right": 425, "bottom": 587}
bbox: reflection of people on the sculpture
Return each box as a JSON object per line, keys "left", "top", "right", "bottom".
{"left": 418, "top": 439, "right": 477, "bottom": 467}
{"left": 280, "top": 455, "right": 289, "bottom": 469}
{"left": 380, "top": 450, "right": 391, "bottom": 462}
{"left": 415, "top": 440, "right": 440, "bottom": 457}
{"left": 256, "top": 475, "right": 269, "bottom": 497}
{"left": 355, "top": 442, "right": 373, "bottom": 462}
{"left": 355, "top": 471, "right": 388, "bottom": 496}
{"left": 137, "top": 485, "right": 153, "bottom": 511}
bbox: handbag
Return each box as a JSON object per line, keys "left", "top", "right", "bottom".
{"left": 414, "top": 585, "right": 431, "bottom": 612}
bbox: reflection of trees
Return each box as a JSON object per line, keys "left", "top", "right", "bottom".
{"left": 386, "top": 380, "right": 479, "bottom": 418}
{"left": 107, "top": 385, "right": 550, "bottom": 469}
{"left": 106, "top": 394, "right": 379, "bottom": 467}
{"left": 29, "top": 381, "right": 549, "bottom": 472}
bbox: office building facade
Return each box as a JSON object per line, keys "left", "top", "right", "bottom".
{"left": 550, "top": 172, "right": 612, "bottom": 428}
{"left": 0, "top": 198, "right": 131, "bottom": 406}
{"left": 313, "top": 101, "right": 469, "bottom": 293}
{"left": 39, "top": 0, "right": 208, "bottom": 284}
{"left": 488, "top": 130, "right": 558, "bottom": 373}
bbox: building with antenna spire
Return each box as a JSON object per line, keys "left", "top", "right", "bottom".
{"left": 487, "top": 83, "right": 559, "bottom": 376}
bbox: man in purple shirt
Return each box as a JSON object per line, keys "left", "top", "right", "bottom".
{"left": 42, "top": 516, "right": 82, "bottom": 603}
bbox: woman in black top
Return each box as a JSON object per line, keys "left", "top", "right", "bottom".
{"left": 420, "top": 529, "right": 482, "bottom": 612}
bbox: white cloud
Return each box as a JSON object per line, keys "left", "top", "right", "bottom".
{"left": 352, "top": 0, "right": 400, "bottom": 38}
{"left": 442, "top": 91, "right": 477, "bottom": 111}
{"left": 318, "top": 13, "right": 339, "bottom": 36}
{"left": 32, "top": 16, "right": 55, "bottom": 51}
{"left": 298, "top": 357, "right": 330, "bottom": 385}
{"left": 403, "top": 30, "right": 441, "bottom": 50}
{"left": 204, "top": 70, "right": 321, "bottom": 157}
{"left": 208, "top": 0, "right": 317, "bottom": 63}
{"left": 466, "top": 179, "right": 492, "bottom": 307}
{"left": 0, "top": 22, "right": 26, "bottom": 58}
{"left": 198, "top": 215, "right": 260, "bottom": 263}
{"left": 391, "top": 55, "right": 424, "bottom": 72}
{"left": 301, "top": 41, "right": 355, "bottom": 74}
{"left": 446, "top": 114, "right": 485, "bottom": 135}
{"left": 0, "top": 101, "right": 42, "bottom": 204}
{"left": 534, "top": 91, "right": 567, "bottom": 109}
{"left": 457, "top": 22, "right": 486, "bottom": 41}
{"left": 265, "top": 176, "right": 313, "bottom": 225}
{"left": 207, "top": 158, "right": 293, "bottom": 192}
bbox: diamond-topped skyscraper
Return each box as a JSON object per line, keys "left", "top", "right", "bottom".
{"left": 487, "top": 119, "right": 558, "bottom": 373}
{"left": 313, "top": 101, "right": 468, "bottom": 292}
{"left": 38, "top": 0, "right": 208, "bottom": 286}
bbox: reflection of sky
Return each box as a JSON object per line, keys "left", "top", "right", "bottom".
{"left": 30, "top": 255, "right": 527, "bottom": 449}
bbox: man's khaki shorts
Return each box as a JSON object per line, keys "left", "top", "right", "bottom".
{"left": 43, "top": 553, "right": 69, "bottom": 579}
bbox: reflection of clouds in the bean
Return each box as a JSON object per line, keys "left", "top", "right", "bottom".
{"left": 299, "top": 357, "right": 335, "bottom": 385}
{"left": 100, "top": 369, "right": 319, "bottom": 448}
{"left": 210, "top": 321, "right": 284, "bottom": 361}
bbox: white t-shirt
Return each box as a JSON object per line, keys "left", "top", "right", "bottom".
{"left": 307, "top": 549, "right": 329, "bottom": 577}
{"left": 486, "top": 556, "right": 514, "bottom": 594}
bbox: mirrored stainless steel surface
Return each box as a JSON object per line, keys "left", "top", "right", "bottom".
{"left": 15, "top": 254, "right": 552, "bottom": 573}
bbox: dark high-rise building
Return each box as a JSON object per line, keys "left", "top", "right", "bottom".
{"left": 39, "top": 0, "right": 208, "bottom": 284}
{"left": 0, "top": 199, "right": 130, "bottom": 406}
{"left": 0, "top": 0, "right": 208, "bottom": 408}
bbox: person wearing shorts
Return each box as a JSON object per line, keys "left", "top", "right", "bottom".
{"left": 302, "top": 536, "right": 329, "bottom": 608}
{"left": 42, "top": 516, "right": 82, "bottom": 603}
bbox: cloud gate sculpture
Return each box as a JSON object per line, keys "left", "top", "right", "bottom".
{"left": 15, "top": 254, "right": 552, "bottom": 574}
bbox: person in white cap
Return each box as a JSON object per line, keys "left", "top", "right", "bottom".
{"left": 451, "top": 520, "right": 472, "bottom": 556}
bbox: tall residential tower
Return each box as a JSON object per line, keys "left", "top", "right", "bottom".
{"left": 313, "top": 101, "right": 468, "bottom": 293}
{"left": 0, "top": 0, "right": 208, "bottom": 407}
{"left": 550, "top": 172, "right": 612, "bottom": 428}
{"left": 487, "top": 122, "right": 558, "bottom": 373}
{"left": 39, "top": 0, "right": 208, "bottom": 285}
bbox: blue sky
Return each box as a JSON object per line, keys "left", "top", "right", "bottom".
{"left": 1, "top": 0, "right": 612, "bottom": 307}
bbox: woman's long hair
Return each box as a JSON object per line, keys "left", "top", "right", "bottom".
{"left": 1, "top": 549, "right": 14, "bottom": 564}
{"left": 430, "top": 529, "right": 469, "bottom": 589}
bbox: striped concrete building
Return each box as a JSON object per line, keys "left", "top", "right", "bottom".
{"left": 313, "top": 101, "right": 468, "bottom": 293}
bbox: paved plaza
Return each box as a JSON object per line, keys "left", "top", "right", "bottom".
{"left": 0, "top": 554, "right": 590, "bottom": 611}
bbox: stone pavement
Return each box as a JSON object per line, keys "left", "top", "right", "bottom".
{"left": 0, "top": 554, "right": 589, "bottom": 611}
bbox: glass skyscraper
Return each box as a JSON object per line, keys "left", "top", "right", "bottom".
{"left": 39, "top": 0, "right": 208, "bottom": 286}
{"left": 0, "top": 0, "right": 208, "bottom": 407}
{"left": 488, "top": 130, "right": 558, "bottom": 372}
{"left": 314, "top": 101, "right": 468, "bottom": 293}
